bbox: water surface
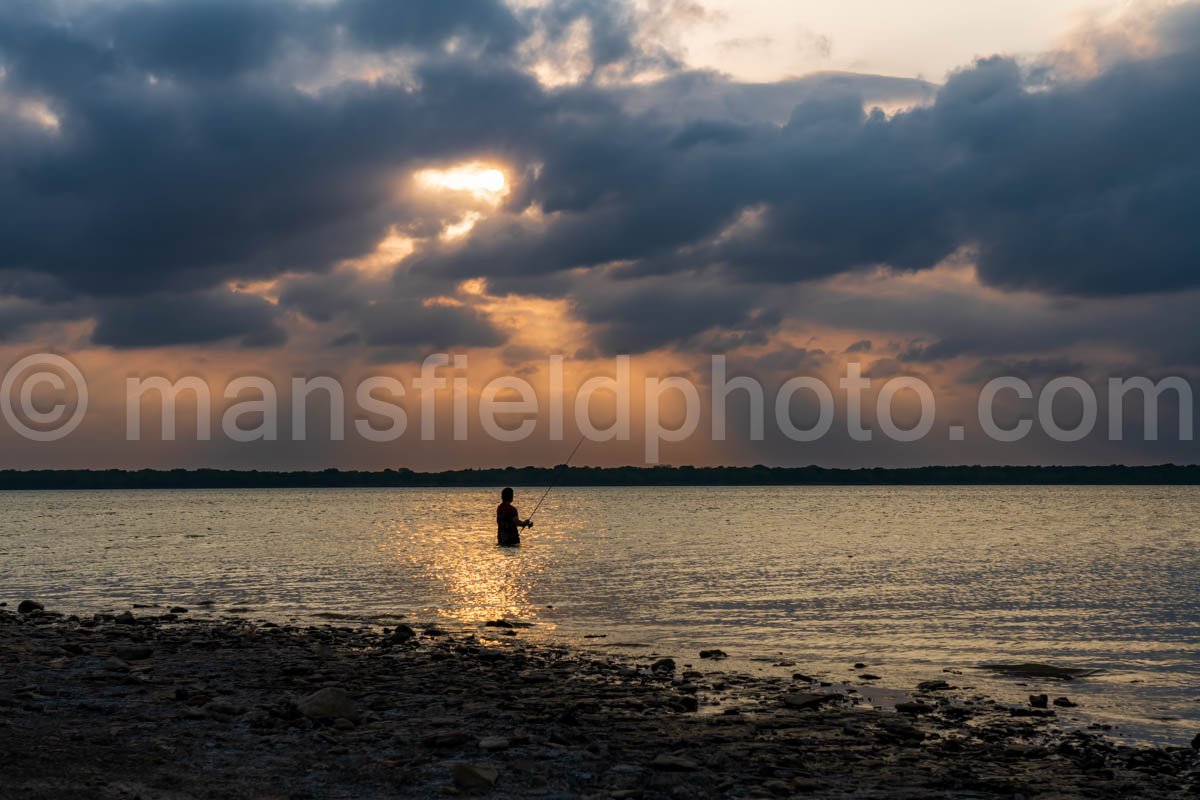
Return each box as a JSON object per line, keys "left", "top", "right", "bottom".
{"left": 2, "top": 485, "right": 1197, "bottom": 745}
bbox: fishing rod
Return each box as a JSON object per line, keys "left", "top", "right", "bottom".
{"left": 527, "top": 433, "right": 587, "bottom": 523}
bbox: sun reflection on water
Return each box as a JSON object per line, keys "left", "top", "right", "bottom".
{"left": 380, "top": 513, "right": 554, "bottom": 625}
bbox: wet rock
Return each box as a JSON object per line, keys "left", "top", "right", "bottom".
{"left": 699, "top": 649, "right": 728, "bottom": 660}
{"left": 917, "top": 680, "right": 950, "bottom": 692}
{"left": 651, "top": 658, "right": 676, "bottom": 673}
{"left": 451, "top": 763, "right": 499, "bottom": 790}
{"left": 1030, "top": 694, "right": 1049, "bottom": 708}
{"left": 484, "top": 620, "right": 513, "bottom": 628}
{"left": 296, "top": 687, "right": 359, "bottom": 722}
{"left": 980, "top": 663, "right": 1100, "bottom": 680}
{"left": 650, "top": 754, "right": 699, "bottom": 771}
{"left": 169, "top": 606, "right": 189, "bottom": 614}
{"left": 895, "top": 701, "right": 934, "bottom": 715}
{"left": 792, "top": 673, "right": 816, "bottom": 683}
{"left": 782, "top": 692, "right": 841, "bottom": 710}
{"left": 114, "top": 611, "right": 136, "bottom": 625}
{"left": 103, "top": 656, "right": 130, "bottom": 672}
{"left": 1053, "top": 696, "right": 1078, "bottom": 708}
{"left": 859, "top": 673, "right": 882, "bottom": 681}
{"left": 17, "top": 600, "right": 44, "bottom": 614}
{"left": 1191, "top": 732, "right": 1200, "bottom": 751}
{"left": 1010, "top": 707, "right": 1055, "bottom": 718}
{"left": 387, "top": 624, "right": 416, "bottom": 644}
{"left": 478, "top": 736, "right": 510, "bottom": 751}
{"left": 853, "top": 662, "right": 867, "bottom": 669}
{"left": 114, "top": 644, "right": 154, "bottom": 661}
{"left": 423, "top": 731, "right": 471, "bottom": 748}
{"left": 879, "top": 718, "right": 925, "bottom": 742}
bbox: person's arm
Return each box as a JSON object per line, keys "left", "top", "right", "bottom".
{"left": 513, "top": 507, "right": 533, "bottom": 528}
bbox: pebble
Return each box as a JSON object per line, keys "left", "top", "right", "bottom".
{"left": 451, "top": 763, "right": 499, "bottom": 790}
{"left": 0, "top": 610, "right": 1190, "bottom": 798}
{"left": 103, "top": 656, "right": 130, "bottom": 672}
{"left": 650, "top": 754, "right": 699, "bottom": 771}
{"left": 296, "top": 687, "right": 359, "bottom": 722}
{"left": 114, "top": 644, "right": 154, "bottom": 661}
{"left": 478, "top": 736, "right": 510, "bottom": 751}
{"left": 17, "top": 600, "right": 44, "bottom": 615}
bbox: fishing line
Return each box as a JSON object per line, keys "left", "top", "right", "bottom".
{"left": 527, "top": 433, "right": 587, "bottom": 522}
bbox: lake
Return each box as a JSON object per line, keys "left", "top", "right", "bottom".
{"left": 2, "top": 485, "right": 1197, "bottom": 745}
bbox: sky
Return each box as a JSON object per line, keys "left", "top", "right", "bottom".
{"left": 0, "top": 0, "right": 1197, "bottom": 470}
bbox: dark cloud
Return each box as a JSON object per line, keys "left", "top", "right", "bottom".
{"left": 277, "top": 269, "right": 504, "bottom": 352}
{"left": 845, "top": 339, "right": 872, "bottom": 354}
{"left": 961, "top": 357, "right": 1090, "bottom": 385}
{"left": 91, "top": 289, "right": 286, "bottom": 348}
{"left": 1, "top": 0, "right": 1199, "bottom": 357}
{"left": 338, "top": 0, "right": 522, "bottom": 54}
{"left": 567, "top": 274, "right": 779, "bottom": 354}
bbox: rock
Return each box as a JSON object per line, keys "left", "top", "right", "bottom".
{"left": 296, "top": 687, "right": 359, "bottom": 722}
{"left": 651, "top": 658, "right": 676, "bottom": 673}
{"left": 782, "top": 692, "right": 841, "bottom": 710}
{"left": 1010, "top": 707, "right": 1055, "bottom": 718}
{"left": 1053, "top": 696, "right": 1077, "bottom": 708}
{"left": 387, "top": 624, "right": 416, "bottom": 644}
{"left": 699, "top": 649, "right": 728, "bottom": 659}
{"left": 650, "top": 754, "right": 699, "bottom": 771}
{"left": 478, "top": 736, "right": 510, "bottom": 751}
{"left": 895, "top": 701, "right": 934, "bottom": 715}
{"left": 979, "top": 663, "right": 1100, "bottom": 680}
{"left": 169, "top": 606, "right": 189, "bottom": 614}
{"left": 853, "top": 662, "right": 867, "bottom": 669}
{"left": 1191, "top": 732, "right": 1200, "bottom": 751}
{"left": 17, "top": 600, "right": 44, "bottom": 614}
{"left": 917, "top": 680, "right": 951, "bottom": 692}
{"left": 1029, "top": 694, "right": 1049, "bottom": 708}
{"left": 114, "top": 611, "right": 136, "bottom": 625}
{"left": 451, "top": 763, "right": 499, "bottom": 790}
{"left": 792, "top": 673, "right": 816, "bottom": 683}
{"left": 484, "top": 620, "right": 513, "bottom": 628}
{"left": 114, "top": 644, "right": 154, "bottom": 661}
{"left": 421, "top": 628, "right": 448, "bottom": 637}
{"left": 103, "top": 656, "right": 130, "bottom": 672}
{"left": 423, "top": 731, "right": 471, "bottom": 748}
{"left": 859, "top": 673, "right": 882, "bottom": 681}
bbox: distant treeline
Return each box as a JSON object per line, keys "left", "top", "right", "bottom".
{"left": 0, "top": 464, "right": 1198, "bottom": 490}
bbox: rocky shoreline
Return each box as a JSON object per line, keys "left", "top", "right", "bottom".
{"left": 2, "top": 604, "right": 1197, "bottom": 799}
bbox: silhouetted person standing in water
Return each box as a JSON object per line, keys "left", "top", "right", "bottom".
{"left": 496, "top": 487, "right": 533, "bottom": 546}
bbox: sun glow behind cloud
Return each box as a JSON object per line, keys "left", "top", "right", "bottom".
{"left": 414, "top": 162, "right": 510, "bottom": 205}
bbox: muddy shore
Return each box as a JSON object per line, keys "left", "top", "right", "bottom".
{"left": 2, "top": 605, "right": 1197, "bottom": 799}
